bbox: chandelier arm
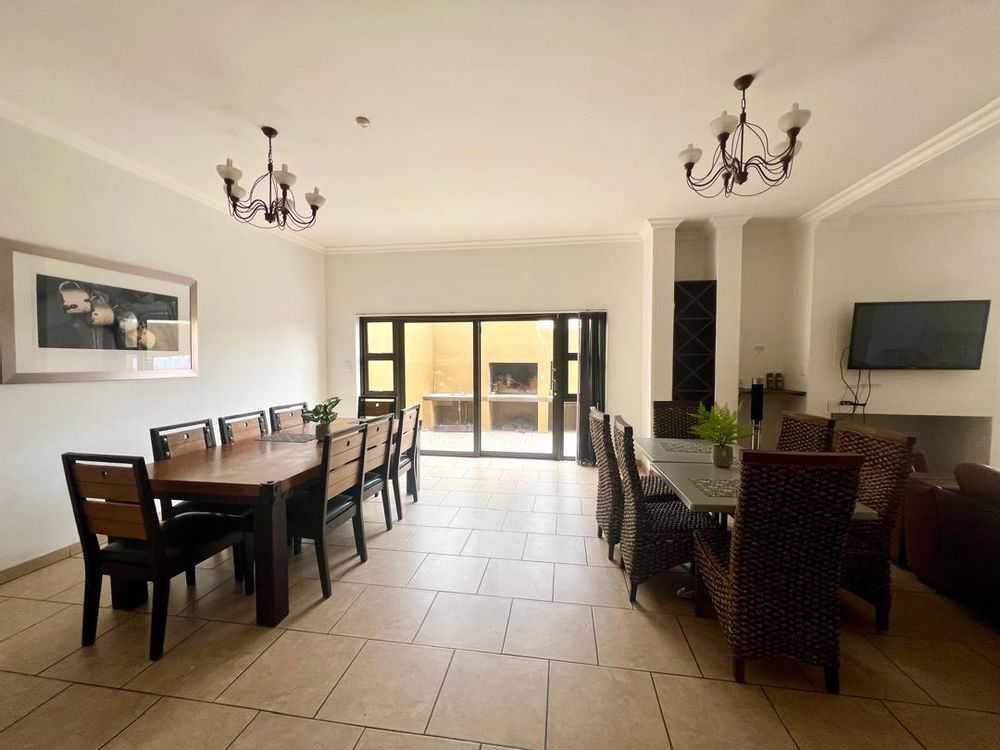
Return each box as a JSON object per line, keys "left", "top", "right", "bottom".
{"left": 232, "top": 198, "right": 271, "bottom": 222}
{"left": 744, "top": 159, "right": 788, "bottom": 187}
{"left": 744, "top": 121, "right": 785, "bottom": 160}
{"left": 686, "top": 159, "right": 732, "bottom": 190}
{"left": 743, "top": 154, "right": 788, "bottom": 178}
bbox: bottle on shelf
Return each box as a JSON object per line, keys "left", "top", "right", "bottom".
{"left": 775, "top": 372, "right": 785, "bottom": 390}
{"left": 766, "top": 372, "right": 775, "bottom": 390}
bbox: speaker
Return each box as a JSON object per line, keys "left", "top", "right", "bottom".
{"left": 750, "top": 378, "right": 765, "bottom": 423}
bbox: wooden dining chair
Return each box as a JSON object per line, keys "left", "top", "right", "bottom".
{"left": 693, "top": 450, "right": 865, "bottom": 693}
{"left": 358, "top": 396, "right": 397, "bottom": 418}
{"left": 286, "top": 424, "right": 369, "bottom": 597}
{"left": 63, "top": 453, "right": 247, "bottom": 660}
{"left": 652, "top": 400, "right": 702, "bottom": 439}
{"left": 219, "top": 410, "right": 268, "bottom": 444}
{"left": 269, "top": 402, "right": 308, "bottom": 433}
{"left": 776, "top": 411, "right": 835, "bottom": 452}
{"left": 390, "top": 404, "right": 421, "bottom": 518}
{"left": 361, "top": 413, "right": 396, "bottom": 529}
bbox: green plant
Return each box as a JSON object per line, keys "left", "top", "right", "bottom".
{"left": 688, "top": 402, "right": 751, "bottom": 446}
{"left": 302, "top": 396, "right": 341, "bottom": 425}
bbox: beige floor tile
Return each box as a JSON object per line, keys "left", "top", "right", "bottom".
{"left": 533, "top": 496, "right": 582, "bottom": 514}
{"left": 124, "top": 621, "right": 281, "bottom": 701}
{"left": 556, "top": 483, "right": 595, "bottom": 498}
{"left": 547, "top": 661, "right": 669, "bottom": 750}
{"left": 584, "top": 536, "right": 619, "bottom": 567}
{"left": 403, "top": 527, "right": 472, "bottom": 554}
{"left": 594, "top": 608, "right": 699, "bottom": 675}
{"left": 501, "top": 511, "right": 557, "bottom": 534}
{"left": 355, "top": 728, "right": 479, "bottom": 749}
{"left": 334, "top": 548, "right": 428, "bottom": 586}
{"left": 503, "top": 599, "right": 596, "bottom": 663}
{"left": 427, "top": 650, "right": 548, "bottom": 749}
{"left": 0, "top": 672, "right": 68, "bottom": 732}
{"left": 553, "top": 564, "right": 631, "bottom": 609}
{"left": 448, "top": 507, "right": 507, "bottom": 530}
{"left": 632, "top": 568, "right": 696, "bottom": 615}
{"left": 0, "top": 605, "right": 132, "bottom": 674}
{"left": 841, "top": 589, "right": 999, "bottom": 645}
{"left": 331, "top": 585, "right": 435, "bottom": 642}
{"left": 867, "top": 634, "right": 1000, "bottom": 712}
{"left": 556, "top": 514, "right": 599, "bottom": 537}
{"left": 0, "top": 683, "right": 155, "bottom": 750}
{"left": 0, "top": 558, "right": 84, "bottom": 600}
{"left": 461, "top": 530, "right": 527, "bottom": 559}
{"left": 486, "top": 493, "right": 536, "bottom": 512}
{"left": 406, "top": 554, "right": 488, "bottom": 593}
{"left": 328, "top": 521, "right": 416, "bottom": 550}
{"left": 800, "top": 631, "right": 933, "bottom": 703}
{"left": 415, "top": 592, "right": 511, "bottom": 652}
{"left": 319, "top": 640, "right": 452, "bottom": 732}
{"left": 973, "top": 642, "right": 1000, "bottom": 668}
{"left": 288, "top": 543, "right": 361, "bottom": 579}
{"left": 677, "top": 616, "right": 814, "bottom": 689}
{"left": 433, "top": 477, "right": 476, "bottom": 491}
{"left": 177, "top": 577, "right": 261, "bottom": 624}
{"left": 131, "top": 568, "right": 237, "bottom": 615}
{"left": 889, "top": 565, "right": 936, "bottom": 593}
{"left": 478, "top": 559, "right": 553, "bottom": 601}
{"left": 104, "top": 696, "right": 255, "bottom": 749}
{"left": 45, "top": 579, "right": 113, "bottom": 608}
{"left": 218, "top": 630, "right": 363, "bottom": 715}
{"left": 473, "top": 480, "right": 517, "bottom": 494}
{"left": 396, "top": 505, "right": 459, "bottom": 527}
{"left": 230, "top": 712, "right": 362, "bottom": 749}
{"left": 885, "top": 701, "right": 1000, "bottom": 750}
{"left": 440, "top": 490, "right": 492, "bottom": 507}
{"left": 42, "top": 614, "right": 206, "bottom": 687}
{"left": 517, "top": 481, "right": 560, "bottom": 496}
{"left": 765, "top": 687, "right": 921, "bottom": 749}
{"left": 522, "top": 534, "right": 587, "bottom": 564}
{"left": 0, "top": 597, "right": 69, "bottom": 641}
{"left": 282, "top": 578, "right": 366, "bottom": 633}
{"left": 654, "top": 673, "right": 795, "bottom": 749}
{"left": 195, "top": 547, "right": 234, "bottom": 570}
{"left": 409, "top": 489, "right": 447, "bottom": 505}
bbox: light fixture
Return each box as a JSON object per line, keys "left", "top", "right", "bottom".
{"left": 679, "top": 74, "right": 810, "bottom": 198}
{"left": 216, "top": 126, "right": 325, "bottom": 231}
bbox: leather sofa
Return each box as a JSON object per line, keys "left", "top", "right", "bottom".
{"left": 900, "top": 464, "right": 1000, "bottom": 623}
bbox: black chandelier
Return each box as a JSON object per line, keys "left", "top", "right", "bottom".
{"left": 679, "top": 74, "right": 810, "bottom": 198}
{"left": 216, "top": 126, "right": 325, "bottom": 231}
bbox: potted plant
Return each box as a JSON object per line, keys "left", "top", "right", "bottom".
{"left": 302, "top": 396, "right": 341, "bottom": 438}
{"left": 689, "top": 403, "right": 750, "bottom": 468}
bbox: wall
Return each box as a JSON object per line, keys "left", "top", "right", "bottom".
{"left": 0, "top": 119, "right": 326, "bottom": 569}
{"left": 805, "top": 210, "right": 1000, "bottom": 464}
{"left": 325, "top": 239, "right": 644, "bottom": 429}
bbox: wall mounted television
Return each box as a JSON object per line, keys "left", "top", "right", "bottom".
{"left": 848, "top": 300, "right": 990, "bottom": 370}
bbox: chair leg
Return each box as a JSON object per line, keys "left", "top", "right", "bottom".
{"left": 149, "top": 577, "right": 170, "bottom": 661}
{"left": 185, "top": 567, "right": 196, "bottom": 586}
{"left": 824, "top": 666, "right": 840, "bottom": 694}
{"left": 293, "top": 537, "right": 303, "bottom": 555}
{"left": 597, "top": 525, "right": 603, "bottom": 539}
{"left": 381, "top": 490, "right": 394, "bottom": 530}
{"left": 607, "top": 539, "right": 615, "bottom": 560}
{"left": 314, "top": 528, "right": 331, "bottom": 599}
{"left": 732, "top": 658, "right": 746, "bottom": 684}
{"left": 241, "top": 535, "right": 255, "bottom": 596}
{"left": 352, "top": 512, "right": 368, "bottom": 562}
{"left": 406, "top": 467, "right": 419, "bottom": 502}
{"left": 629, "top": 580, "right": 638, "bottom": 603}
{"left": 232, "top": 544, "right": 244, "bottom": 581}
{"left": 391, "top": 476, "right": 403, "bottom": 521}
{"left": 81, "top": 566, "right": 102, "bottom": 646}
{"left": 875, "top": 601, "right": 890, "bottom": 631}
{"left": 694, "top": 567, "right": 709, "bottom": 618}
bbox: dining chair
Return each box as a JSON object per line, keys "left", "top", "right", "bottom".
{"left": 652, "top": 400, "right": 702, "bottom": 439}
{"left": 358, "top": 396, "right": 397, "bottom": 418}
{"left": 269, "top": 402, "right": 308, "bottom": 433}
{"left": 612, "top": 415, "right": 716, "bottom": 600}
{"left": 286, "top": 424, "right": 369, "bottom": 597}
{"left": 361, "top": 413, "right": 396, "bottom": 529}
{"left": 390, "top": 404, "right": 421, "bottom": 517}
{"left": 693, "top": 450, "right": 864, "bottom": 693}
{"left": 218, "top": 410, "right": 268, "bottom": 444}
{"left": 833, "top": 421, "right": 916, "bottom": 629}
{"left": 63, "top": 453, "right": 247, "bottom": 660}
{"left": 589, "top": 408, "right": 677, "bottom": 561}
{"left": 149, "top": 419, "right": 254, "bottom": 592}
{"left": 776, "top": 411, "right": 835, "bottom": 452}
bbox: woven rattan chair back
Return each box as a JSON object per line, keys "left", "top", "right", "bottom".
{"left": 652, "top": 400, "right": 702, "bottom": 439}
{"left": 589, "top": 407, "right": 624, "bottom": 544}
{"left": 611, "top": 415, "right": 649, "bottom": 530}
{"left": 776, "top": 411, "right": 834, "bottom": 452}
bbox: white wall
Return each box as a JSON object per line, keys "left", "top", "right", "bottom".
{"left": 0, "top": 119, "right": 327, "bottom": 569}
{"left": 324, "top": 240, "right": 644, "bottom": 428}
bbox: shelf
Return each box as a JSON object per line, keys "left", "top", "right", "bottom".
{"left": 739, "top": 387, "right": 807, "bottom": 397}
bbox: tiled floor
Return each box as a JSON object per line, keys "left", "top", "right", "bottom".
{"left": 1, "top": 455, "right": 998, "bottom": 749}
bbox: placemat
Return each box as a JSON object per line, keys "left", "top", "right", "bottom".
{"left": 691, "top": 477, "right": 739, "bottom": 497}
{"left": 259, "top": 432, "right": 316, "bottom": 443}
{"left": 658, "top": 439, "right": 712, "bottom": 453}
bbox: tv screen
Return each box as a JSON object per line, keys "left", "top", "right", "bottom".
{"left": 848, "top": 300, "right": 990, "bottom": 370}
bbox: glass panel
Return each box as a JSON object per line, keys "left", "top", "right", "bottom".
{"left": 367, "top": 360, "right": 394, "bottom": 392}
{"left": 567, "top": 359, "right": 579, "bottom": 396}
{"left": 366, "top": 321, "right": 394, "bottom": 354}
{"left": 562, "top": 400, "right": 578, "bottom": 459}
{"left": 567, "top": 317, "right": 580, "bottom": 353}
{"left": 404, "top": 321, "right": 474, "bottom": 453}
{"left": 480, "top": 319, "right": 554, "bottom": 455}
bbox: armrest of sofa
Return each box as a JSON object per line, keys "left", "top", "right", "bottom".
{"left": 902, "top": 476, "right": 945, "bottom": 575}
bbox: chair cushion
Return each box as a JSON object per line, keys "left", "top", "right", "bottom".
{"left": 287, "top": 491, "right": 356, "bottom": 529}
{"left": 171, "top": 499, "right": 253, "bottom": 522}
{"left": 954, "top": 463, "right": 1000, "bottom": 509}
{"left": 101, "top": 512, "right": 245, "bottom": 568}
{"left": 641, "top": 474, "right": 677, "bottom": 502}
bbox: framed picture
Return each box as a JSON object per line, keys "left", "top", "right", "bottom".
{"left": 0, "top": 238, "right": 197, "bottom": 383}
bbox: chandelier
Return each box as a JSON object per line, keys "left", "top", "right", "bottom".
{"left": 216, "top": 126, "right": 325, "bottom": 231}
{"left": 678, "top": 74, "right": 810, "bottom": 198}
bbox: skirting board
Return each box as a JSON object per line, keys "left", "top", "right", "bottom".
{"left": 0, "top": 542, "right": 81, "bottom": 585}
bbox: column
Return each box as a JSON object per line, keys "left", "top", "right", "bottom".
{"left": 710, "top": 216, "right": 750, "bottom": 410}
{"left": 640, "top": 218, "right": 681, "bottom": 436}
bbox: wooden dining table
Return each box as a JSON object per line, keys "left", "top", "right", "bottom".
{"left": 126, "top": 419, "right": 362, "bottom": 627}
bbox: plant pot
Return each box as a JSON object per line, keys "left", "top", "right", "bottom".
{"left": 712, "top": 444, "right": 734, "bottom": 468}
{"left": 315, "top": 423, "right": 332, "bottom": 438}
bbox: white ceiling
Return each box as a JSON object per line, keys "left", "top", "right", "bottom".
{"left": 1, "top": 0, "right": 999, "bottom": 248}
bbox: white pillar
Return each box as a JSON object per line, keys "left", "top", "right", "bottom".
{"left": 640, "top": 219, "right": 681, "bottom": 436}
{"left": 710, "top": 216, "right": 750, "bottom": 411}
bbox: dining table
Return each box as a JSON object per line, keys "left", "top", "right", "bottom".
{"left": 116, "top": 419, "right": 363, "bottom": 627}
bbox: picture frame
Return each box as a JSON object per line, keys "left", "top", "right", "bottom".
{"left": 0, "top": 238, "right": 197, "bottom": 383}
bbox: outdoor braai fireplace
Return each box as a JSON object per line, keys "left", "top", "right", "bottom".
{"left": 488, "top": 362, "right": 540, "bottom": 432}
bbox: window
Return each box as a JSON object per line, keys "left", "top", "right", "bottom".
{"left": 360, "top": 320, "right": 396, "bottom": 396}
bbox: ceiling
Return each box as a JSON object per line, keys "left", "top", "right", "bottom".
{"left": 1, "top": 0, "right": 998, "bottom": 249}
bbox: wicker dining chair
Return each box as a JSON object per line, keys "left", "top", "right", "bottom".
{"left": 652, "top": 400, "right": 702, "bottom": 439}
{"left": 612, "top": 415, "right": 716, "bottom": 600}
{"left": 832, "top": 422, "right": 916, "bottom": 630}
{"left": 776, "top": 411, "right": 835, "bottom": 452}
{"left": 693, "top": 450, "right": 865, "bottom": 693}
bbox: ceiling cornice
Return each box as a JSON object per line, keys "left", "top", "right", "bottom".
{"left": 801, "top": 96, "right": 1000, "bottom": 224}
{"left": 324, "top": 232, "right": 641, "bottom": 255}
{"left": 0, "top": 98, "right": 325, "bottom": 254}
{"left": 854, "top": 198, "right": 1000, "bottom": 218}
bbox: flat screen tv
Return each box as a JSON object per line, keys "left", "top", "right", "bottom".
{"left": 848, "top": 300, "right": 990, "bottom": 370}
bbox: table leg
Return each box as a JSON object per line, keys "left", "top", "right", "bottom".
{"left": 110, "top": 577, "right": 148, "bottom": 609}
{"left": 252, "top": 481, "right": 289, "bottom": 626}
